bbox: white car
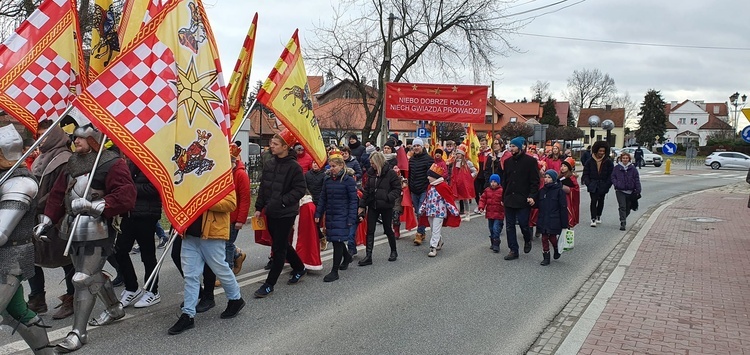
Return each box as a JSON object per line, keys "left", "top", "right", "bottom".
{"left": 705, "top": 151, "right": 750, "bottom": 170}
{"left": 619, "top": 147, "right": 663, "bottom": 167}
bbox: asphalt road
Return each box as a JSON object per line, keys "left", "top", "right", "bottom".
{"left": 1, "top": 166, "right": 744, "bottom": 355}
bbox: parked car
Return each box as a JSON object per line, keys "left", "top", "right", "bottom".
{"left": 704, "top": 151, "right": 750, "bottom": 170}
{"left": 619, "top": 147, "right": 663, "bottom": 167}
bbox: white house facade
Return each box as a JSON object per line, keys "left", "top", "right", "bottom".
{"left": 664, "top": 100, "right": 731, "bottom": 146}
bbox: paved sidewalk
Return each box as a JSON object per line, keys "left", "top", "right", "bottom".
{"left": 574, "top": 184, "right": 750, "bottom": 354}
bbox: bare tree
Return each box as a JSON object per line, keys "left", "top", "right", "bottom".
{"left": 610, "top": 91, "right": 638, "bottom": 129}
{"left": 530, "top": 80, "right": 550, "bottom": 103}
{"left": 499, "top": 122, "right": 534, "bottom": 140}
{"left": 324, "top": 101, "right": 364, "bottom": 144}
{"left": 564, "top": 68, "right": 618, "bottom": 120}
{"left": 437, "top": 122, "right": 466, "bottom": 144}
{"left": 307, "top": 0, "right": 523, "bottom": 142}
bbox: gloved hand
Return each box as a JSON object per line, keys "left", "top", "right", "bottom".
{"left": 71, "top": 198, "right": 105, "bottom": 217}
{"left": 33, "top": 214, "right": 52, "bottom": 242}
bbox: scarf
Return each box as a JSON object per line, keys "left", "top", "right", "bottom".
{"left": 31, "top": 125, "right": 72, "bottom": 178}
{"left": 592, "top": 154, "right": 604, "bottom": 173}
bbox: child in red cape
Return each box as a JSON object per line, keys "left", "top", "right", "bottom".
{"left": 418, "top": 163, "right": 461, "bottom": 257}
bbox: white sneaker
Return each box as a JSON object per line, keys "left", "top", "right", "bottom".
{"left": 436, "top": 239, "right": 444, "bottom": 250}
{"left": 590, "top": 220, "right": 597, "bottom": 227}
{"left": 428, "top": 247, "right": 437, "bottom": 257}
{"left": 119, "top": 289, "right": 143, "bottom": 308}
{"left": 134, "top": 291, "right": 161, "bottom": 308}
{"left": 596, "top": 217, "right": 602, "bottom": 224}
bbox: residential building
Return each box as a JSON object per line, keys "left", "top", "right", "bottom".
{"left": 664, "top": 100, "right": 732, "bottom": 146}
{"left": 577, "top": 106, "right": 626, "bottom": 148}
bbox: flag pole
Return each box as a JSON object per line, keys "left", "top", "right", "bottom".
{"left": 491, "top": 81, "right": 496, "bottom": 138}
{"left": 0, "top": 106, "right": 74, "bottom": 186}
{"left": 144, "top": 228, "right": 178, "bottom": 292}
{"left": 63, "top": 134, "right": 109, "bottom": 257}
{"left": 230, "top": 98, "right": 258, "bottom": 142}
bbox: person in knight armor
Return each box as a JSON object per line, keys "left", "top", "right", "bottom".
{"left": 34, "top": 123, "right": 136, "bottom": 353}
{"left": 0, "top": 124, "right": 55, "bottom": 354}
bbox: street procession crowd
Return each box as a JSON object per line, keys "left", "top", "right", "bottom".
{"left": 0, "top": 119, "right": 645, "bottom": 353}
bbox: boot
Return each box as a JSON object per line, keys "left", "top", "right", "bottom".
{"left": 491, "top": 238, "right": 500, "bottom": 253}
{"left": 323, "top": 270, "right": 339, "bottom": 282}
{"left": 414, "top": 232, "right": 425, "bottom": 246}
{"left": 319, "top": 238, "right": 328, "bottom": 251}
{"left": 340, "top": 250, "right": 352, "bottom": 270}
{"left": 232, "top": 248, "right": 247, "bottom": 275}
{"left": 387, "top": 234, "right": 397, "bottom": 261}
{"left": 552, "top": 245, "right": 561, "bottom": 260}
{"left": 358, "top": 235, "right": 374, "bottom": 266}
{"left": 540, "top": 252, "right": 551, "bottom": 266}
{"left": 13, "top": 317, "right": 55, "bottom": 355}
{"left": 393, "top": 223, "right": 401, "bottom": 239}
{"left": 27, "top": 292, "right": 47, "bottom": 314}
{"left": 52, "top": 294, "right": 74, "bottom": 320}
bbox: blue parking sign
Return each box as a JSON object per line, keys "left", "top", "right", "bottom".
{"left": 416, "top": 128, "right": 430, "bottom": 138}
{"left": 742, "top": 126, "right": 750, "bottom": 143}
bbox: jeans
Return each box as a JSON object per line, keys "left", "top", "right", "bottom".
{"left": 155, "top": 221, "right": 167, "bottom": 239}
{"left": 505, "top": 207, "right": 531, "bottom": 254}
{"left": 265, "top": 217, "right": 305, "bottom": 287}
{"left": 181, "top": 235, "right": 241, "bottom": 317}
{"left": 488, "top": 219, "right": 504, "bottom": 240}
{"left": 346, "top": 224, "right": 357, "bottom": 253}
{"left": 226, "top": 227, "right": 240, "bottom": 268}
{"left": 589, "top": 193, "right": 607, "bottom": 220}
{"left": 115, "top": 216, "right": 159, "bottom": 293}
{"left": 411, "top": 191, "right": 427, "bottom": 234}
{"left": 615, "top": 190, "right": 632, "bottom": 223}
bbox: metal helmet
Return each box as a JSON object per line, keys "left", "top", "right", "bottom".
{"left": 73, "top": 123, "right": 104, "bottom": 149}
{"left": 0, "top": 124, "right": 24, "bottom": 161}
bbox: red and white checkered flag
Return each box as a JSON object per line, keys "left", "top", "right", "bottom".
{"left": 0, "top": 0, "right": 87, "bottom": 134}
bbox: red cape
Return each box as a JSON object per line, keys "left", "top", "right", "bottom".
{"left": 418, "top": 182, "right": 461, "bottom": 228}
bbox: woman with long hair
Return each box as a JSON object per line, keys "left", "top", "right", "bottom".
{"left": 358, "top": 151, "right": 402, "bottom": 265}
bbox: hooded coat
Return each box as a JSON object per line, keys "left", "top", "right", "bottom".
{"left": 315, "top": 170, "right": 358, "bottom": 242}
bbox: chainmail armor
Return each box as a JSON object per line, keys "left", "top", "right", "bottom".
{"left": 0, "top": 168, "right": 37, "bottom": 284}
{"left": 66, "top": 150, "right": 119, "bottom": 178}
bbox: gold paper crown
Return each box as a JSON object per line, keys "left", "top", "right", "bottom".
{"left": 328, "top": 149, "right": 343, "bottom": 161}
{"left": 429, "top": 163, "right": 444, "bottom": 177}
{"left": 229, "top": 144, "right": 241, "bottom": 159}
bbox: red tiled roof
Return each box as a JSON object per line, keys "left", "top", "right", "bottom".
{"left": 245, "top": 109, "right": 282, "bottom": 138}
{"left": 577, "top": 107, "right": 625, "bottom": 128}
{"left": 315, "top": 98, "right": 375, "bottom": 131}
{"left": 553, "top": 101, "right": 569, "bottom": 126}
{"left": 669, "top": 99, "right": 689, "bottom": 112}
{"left": 705, "top": 102, "right": 728, "bottom": 116}
{"left": 471, "top": 99, "right": 528, "bottom": 132}
{"left": 699, "top": 112, "right": 732, "bottom": 130}
{"left": 505, "top": 102, "right": 541, "bottom": 117}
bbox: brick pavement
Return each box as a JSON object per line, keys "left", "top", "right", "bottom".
{"left": 577, "top": 184, "right": 750, "bottom": 355}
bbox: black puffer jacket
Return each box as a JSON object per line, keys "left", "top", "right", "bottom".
{"left": 126, "top": 161, "right": 162, "bottom": 219}
{"left": 408, "top": 151, "right": 434, "bottom": 194}
{"left": 502, "top": 152, "right": 540, "bottom": 209}
{"left": 305, "top": 168, "right": 326, "bottom": 204}
{"left": 360, "top": 167, "right": 401, "bottom": 210}
{"left": 255, "top": 150, "right": 306, "bottom": 218}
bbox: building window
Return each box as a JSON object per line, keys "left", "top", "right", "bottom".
{"left": 584, "top": 136, "right": 590, "bottom": 144}
{"left": 713, "top": 106, "right": 720, "bottom": 114}
{"left": 510, "top": 117, "right": 517, "bottom": 123}
{"left": 344, "top": 89, "right": 352, "bottom": 99}
{"left": 690, "top": 118, "right": 698, "bottom": 125}
{"left": 485, "top": 114, "right": 493, "bottom": 124}
{"left": 596, "top": 135, "right": 602, "bottom": 142}
{"left": 678, "top": 117, "right": 686, "bottom": 125}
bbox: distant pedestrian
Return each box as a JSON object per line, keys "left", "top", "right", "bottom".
{"left": 314, "top": 152, "right": 357, "bottom": 282}
{"left": 408, "top": 138, "right": 434, "bottom": 246}
{"left": 449, "top": 146, "right": 477, "bottom": 221}
{"left": 340, "top": 146, "right": 362, "bottom": 182}
{"left": 611, "top": 152, "right": 641, "bottom": 230}
{"left": 559, "top": 157, "right": 580, "bottom": 228}
{"left": 293, "top": 143, "right": 313, "bottom": 174}
{"left": 533, "top": 170, "right": 568, "bottom": 266}
{"left": 474, "top": 137, "right": 490, "bottom": 206}
{"left": 502, "top": 136, "right": 540, "bottom": 260}
{"left": 348, "top": 134, "right": 365, "bottom": 162}
{"left": 418, "top": 164, "right": 461, "bottom": 257}
{"left": 581, "top": 145, "right": 592, "bottom": 166}
{"left": 305, "top": 162, "right": 327, "bottom": 250}
{"left": 634, "top": 145, "right": 644, "bottom": 169}
{"left": 582, "top": 141, "right": 613, "bottom": 227}
{"left": 478, "top": 174, "right": 505, "bottom": 253}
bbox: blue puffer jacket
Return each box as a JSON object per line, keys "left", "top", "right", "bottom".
{"left": 534, "top": 181, "right": 569, "bottom": 235}
{"left": 611, "top": 162, "right": 641, "bottom": 193}
{"left": 315, "top": 170, "right": 358, "bottom": 242}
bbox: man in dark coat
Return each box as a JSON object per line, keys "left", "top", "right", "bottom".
{"left": 407, "top": 138, "right": 434, "bottom": 245}
{"left": 501, "top": 136, "right": 539, "bottom": 260}
{"left": 347, "top": 134, "right": 366, "bottom": 163}
{"left": 581, "top": 145, "right": 592, "bottom": 166}
{"left": 634, "top": 145, "right": 644, "bottom": 169}
{"left": 253, "top": 133, "right": 308, "bottom": 298}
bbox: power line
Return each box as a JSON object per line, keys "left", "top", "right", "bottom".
{"left": 517, "top": 32, "right": 750, "bottom": 51}
{"left": 516, "top": 0, "right": 587, "bottom": 22}
{"left": 499, "top": 0, "right": 570, "bottom": 18}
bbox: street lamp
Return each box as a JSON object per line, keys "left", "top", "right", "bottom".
{"left": 602, "top": 119, "right": 615, "bottom": 146}
{"left": 588, "top": 115, "right": 600, "bottom": 139}
{"left": 729, "top": 92, "right": 747, "bottom": 135}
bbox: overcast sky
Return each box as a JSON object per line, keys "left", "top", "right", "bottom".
{"left": 204, "top": 0, "right": 750, "bottom": 111}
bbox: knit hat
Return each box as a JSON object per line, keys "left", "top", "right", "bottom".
{"left": 545, "top": 169, "right": 558, "bottom": 181}
{"left": 509, "top": 136, "right": 525, "bottom": 149}
{"left": 349, "top": 134, "right": 358, "bottom": 140}
{"left": 562, "top": 157, "right": 575, "bottom": 171}
{"left": 428, "top": 163, "right": 444, "bottom": 179}
{"left": 489, "top": 174, "right": 501, "bottom": 185}
{"left": 365, "top": 145, "right": 376, "bottom": 154}
{"left": 455, "top": 147, "right": 466, "bottom": 155}
{"left": 384, "top": 140, "right": 395, "bottom": 150}
{"left": 412, "top": 138, "right": 424, "bottom": 146}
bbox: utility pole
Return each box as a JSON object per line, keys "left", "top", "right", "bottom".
{"left": 379, "top": 13, "right": 395, "bottom": 147}
{"left": 491, "top": 81, "right": 496, "bottom": 138}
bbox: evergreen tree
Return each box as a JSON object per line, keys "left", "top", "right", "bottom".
{"left": 540, "top": 97, "right": 559, "bottom": 126}
{"left": 635, "top": 89, "right": 668, "bottom": 148}
{"left": 567, "top": 108, "right": 576, "bottom": 127}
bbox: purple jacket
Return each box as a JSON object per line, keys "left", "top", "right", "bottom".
{"left": 611, "top": 162, "right": 641, "bottom": 193}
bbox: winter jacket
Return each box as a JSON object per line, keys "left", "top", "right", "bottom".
{"left": 194, "top": 191, "right": 237, "bottom": 240}
{"left": 478, "top": 186, "right": 505, "bottom": 220}
{"left": 581, "top": 157, "right": 614, "bottom": 195}
{"left": 611, "top": 162, "right": 641, "bottom": 193}
{"left": 408, "top": 151, "right": 435, "bottom": 194}
{"left": 345, "top": 156, "right": 362, "bottom": 181}
{"left": 360, "top": 152, "right": 372, "bottom": 171}
{"left": 305, "top": 168, "right": 326, "bottom": 204}
{"left": 360, "top": 167, "right": 401, "bottom": 210}
{"left": 581, "top": 150, "right": 592, "bottom": 167}
{"left": 255, "top": 149, "right": 307, "bottom": 218}
{"left": 483, "top": 151, "right": 503, "bottom": 187}
{"left": 125, "top": 161, "right": 162, "bottom": 219}
{"left": 296, "top": 151, "right": 313, "bottom": 174}
{"left": 315, "top": 170, "right": 358, "bottom": 242}
{"left": 348, "top": 141, "right": 365, "bottom": 161}
{"left": 230, "top": 160, "right": 251, "bottom": 224}
{"left": 502, "top": 152, "right": 540, "bottom": 209}
{"left": 534, "top": 182, "right": 568, "bottom": 235}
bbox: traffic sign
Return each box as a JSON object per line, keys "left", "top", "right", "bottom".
{"left": 741, "top": 125, "right": 750, "bottom": 143}
{"left": 662, "top": 142, "right": 677, "bottom": 156}
{"left": 686, "top": 147, "right": 698, "bottom": 159}
{"left": 416, "top": 128, "right": 430, "bottom": 138}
